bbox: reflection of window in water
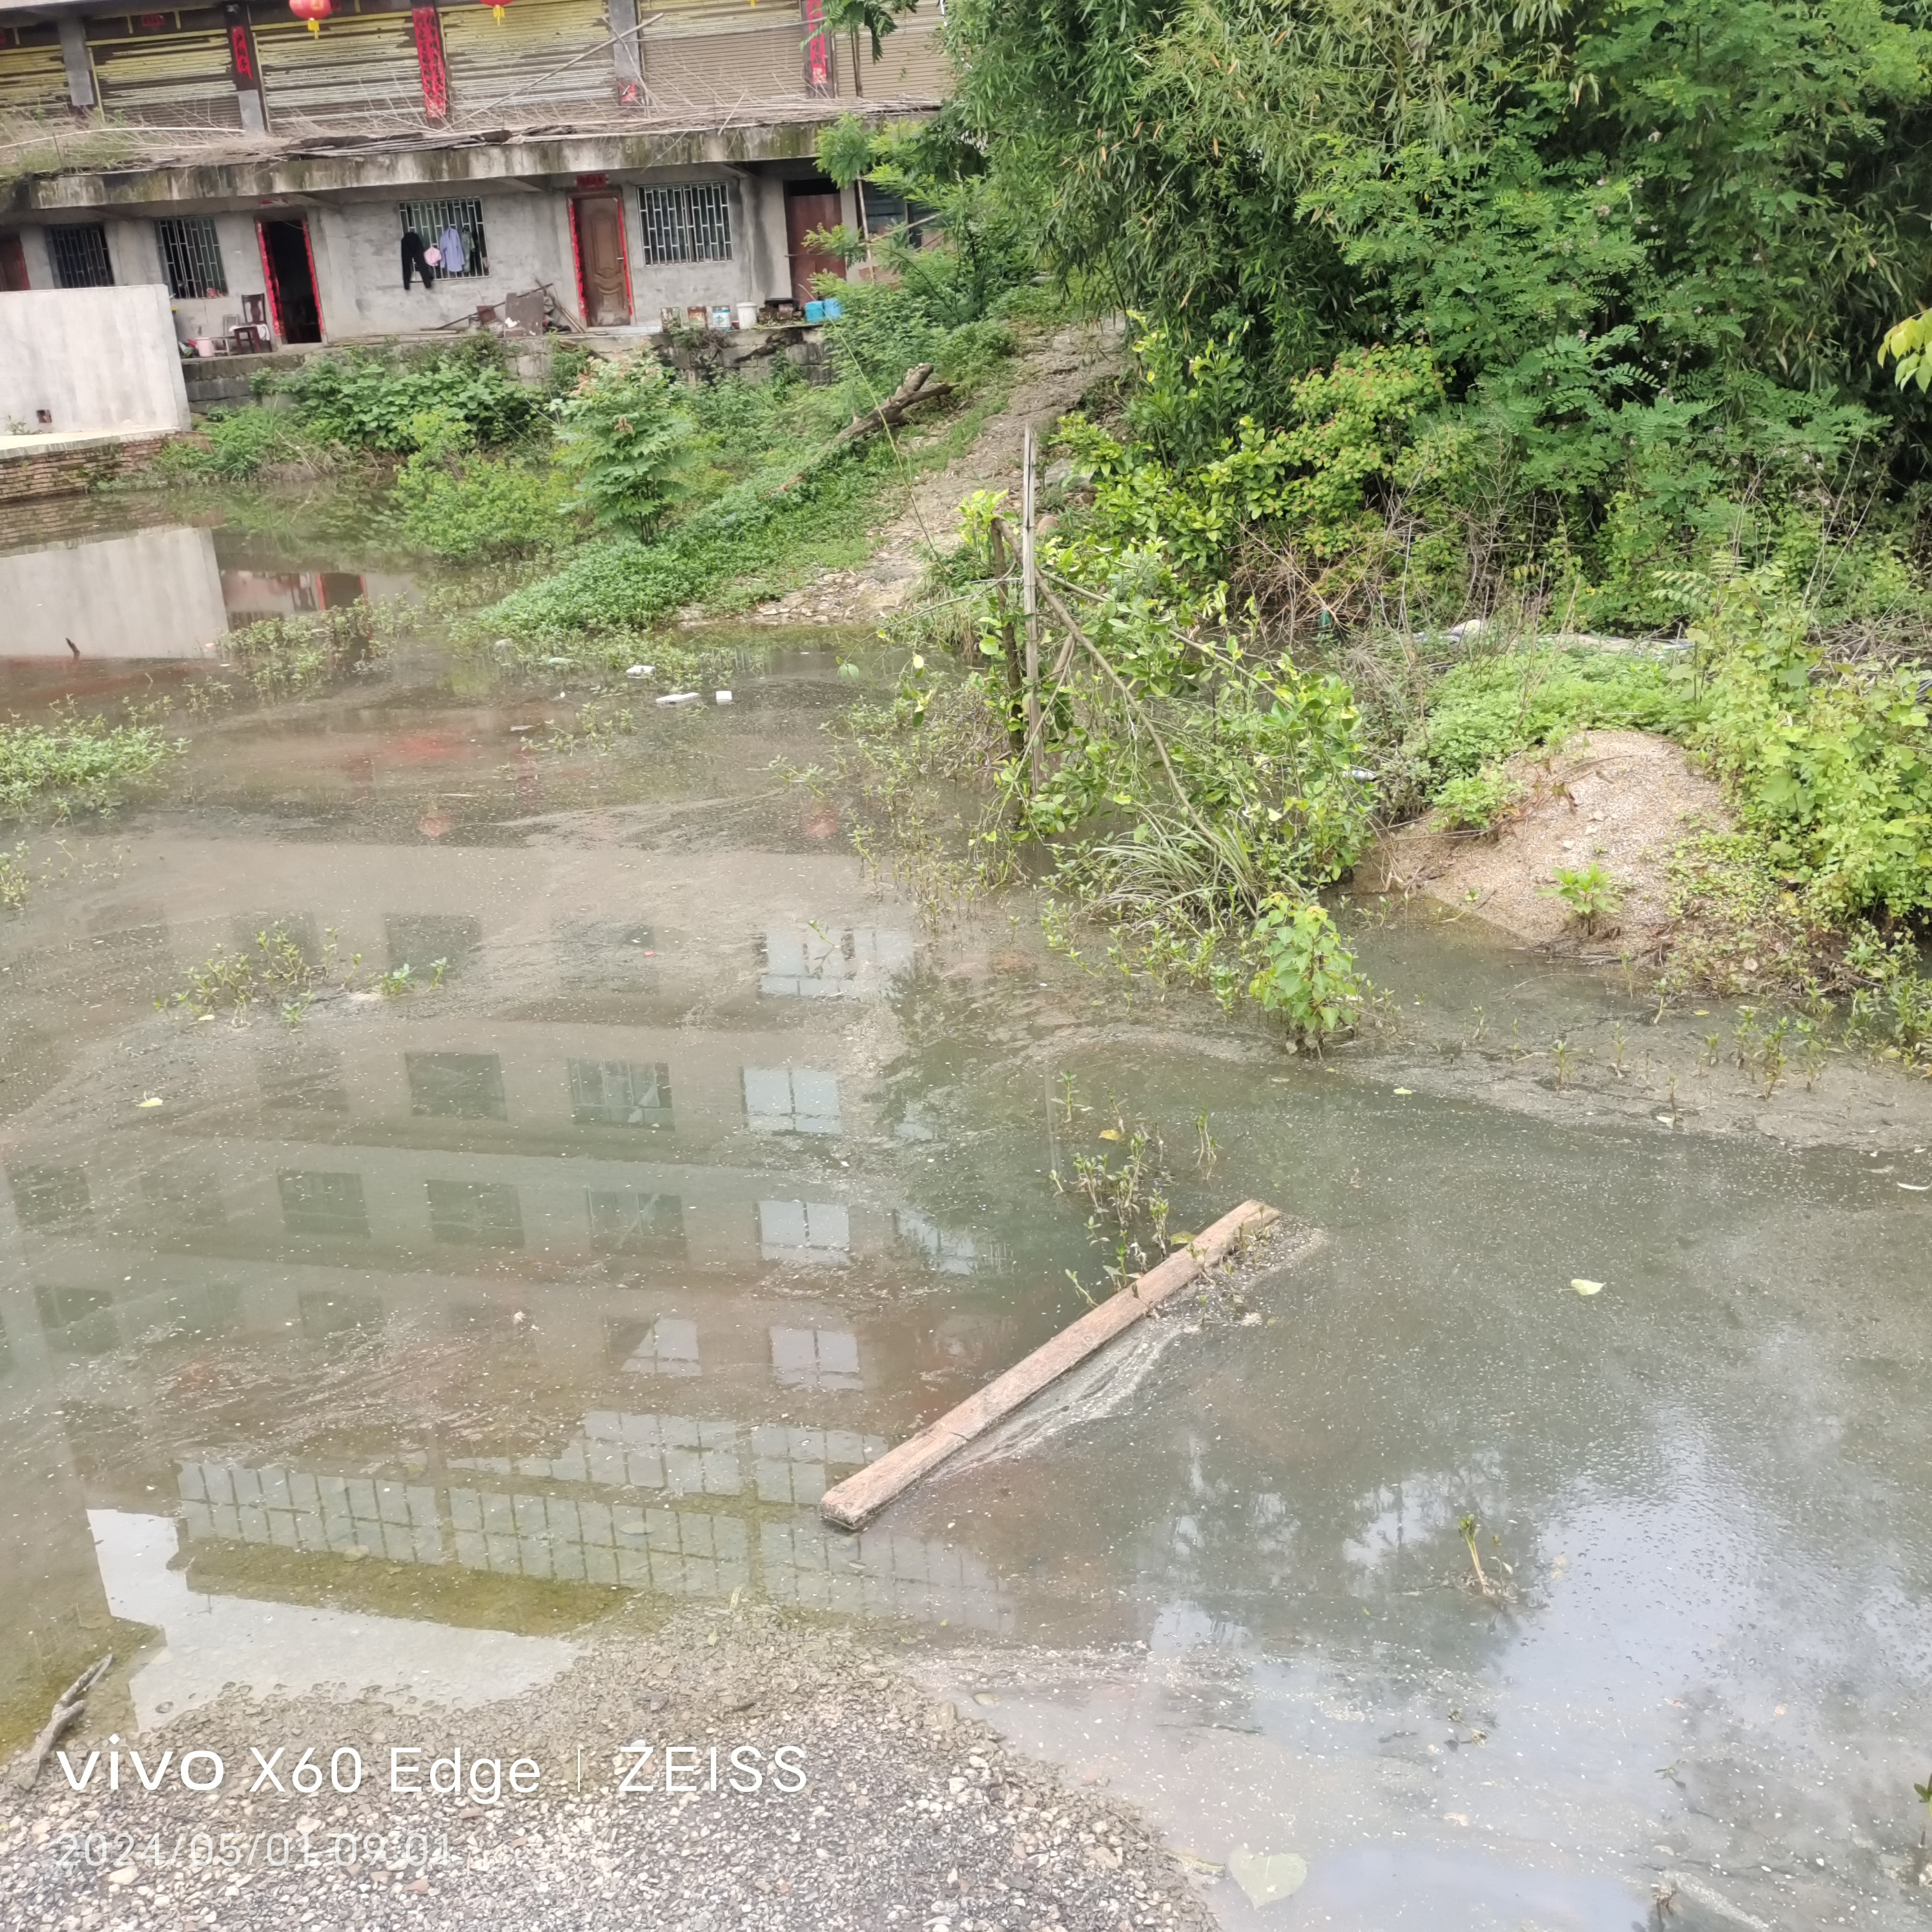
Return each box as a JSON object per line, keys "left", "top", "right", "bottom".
{"left": 10, "top": 1164, "right": 92, "bottom": 1231}
{"left": 258, "top": 1045, "right": 349, "bottom": 1113}
{"left": 229, "top": 912, "right": 321, "bottom": 965}
{"left": 769, "top": 1324, "right": 861, "bottom": 1391}
{"left": 279, "top": 1170, "right": 368, "bottom": 1238}
{"left": 751, "top": 1423, "right": 887, "bottom": 1505}
{"left": 407, "top": 1052, "right": 507, "bottom": 1118}
{"left": 180, "top": 1461, "right": 440, "bottom": 1562}
{"left": 757, "top": 1198, "right": 850, "bottom": 1266}
{"left": 427, "top": 1180, "right": 524, "bottom": 1248}
{"left": 449, "top": 1490, "right": 748, "bottom": 1594}
{"left": 298, "top": 1290, "right": 381, "bottom": 1341}
{"left": 570, "top": 1059, "right": 673, "bottom": 1129}
{"left": 589, "top": 1190, "right": 686, "bottom": 1255}
{"left": 154, "top": 1280, "right": 242, "bottom": 1340}
{"left": 894, "top": 1208, "right": 987, "bottom": 1275}
{"left": 142, "top": 1164, "right": 226, "bottom": 1232}
{"left": 36, "top": 1286, "right": 117, "bottom": 1357}
{"left": 759, "top": 926, "right": 914, "bottom": 998}
{"left": 761, "top": 1519, "right": 1013, "bottom": 1632}
{"left": 555, "top": 920, "right": 657, "bottom": 991}
{"left": 618, "top": 1316, "right": 700, "bottom": 1376}
{"left": 742, "top": 1067, "right": 840, "bottom": 1135}
{"left": 385, "top": 915, "right": 481, "bottom": 978}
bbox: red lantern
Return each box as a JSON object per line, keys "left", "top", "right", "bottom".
{"left": 477, "top": 0, "right": 510, "bottom": 21}
{"left": 289, "top": 0, "right": 332, "bottom": 32}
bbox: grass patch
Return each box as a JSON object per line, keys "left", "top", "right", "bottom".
{"left": 477, "top": 440, "right": 901, "bottom": 653}
{"left": 1414, "top": 646, "right": 1704, "bottom": 788}
{"left": 0, "top": 712, "right": 180, "bottom": 818}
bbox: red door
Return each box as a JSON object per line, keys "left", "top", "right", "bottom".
{"left": 0, "top": 233, "right": 28, "bottom": 291}
{"left": 785, "top": 185, "right": 845, "bottom": 309}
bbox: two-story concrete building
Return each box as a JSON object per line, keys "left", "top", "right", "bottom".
{"left": 0, "top": 0, "right": 949, "bottom": 345}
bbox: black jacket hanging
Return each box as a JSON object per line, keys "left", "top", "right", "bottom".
{"left": 402, "top": 231, "right": 436, "bottom": 291}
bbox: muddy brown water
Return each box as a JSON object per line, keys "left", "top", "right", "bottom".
{"left": 3, "top": 500, "right": 1931, "bottom": 1930}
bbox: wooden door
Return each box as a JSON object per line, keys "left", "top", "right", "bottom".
{"left": 573, "top": 193, "right": 631, "bottom": 327}
{"left": 785, "top": 187, "right": 844, "bottom": 309}
{"left": 0, "top": 233, "right": 28, "bottom": 291}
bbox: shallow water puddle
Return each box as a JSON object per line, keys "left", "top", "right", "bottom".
{"left": 2, "top": 498, "right": 1931, "bottom": 1927}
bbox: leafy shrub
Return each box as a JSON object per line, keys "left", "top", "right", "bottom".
{"left": 551, "top": 353, "right": 694, "bottom": 533}
{"left": 387, "top": 406, "right": 572, "bottom": 560}
{"left": 1246, "top": 897, "right": 1364, "bottom": 1042}
{"left": 1693, "top": 577, "right": 1932, "bottom": 921}
{"left": 1547, "top": 862, "right": 1623, "bottom": 931}
{"left": 1434, "top": 765, "right": 1523, "bottom": 833}
{"left": 277, "top": 343, "right": 543, "bottom": 453}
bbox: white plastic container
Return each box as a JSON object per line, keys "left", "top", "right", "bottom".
{"left": 735, "top": 303, "right": 758, "bottom": 332}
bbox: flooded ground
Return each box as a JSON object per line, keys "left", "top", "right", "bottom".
{"left": 3, "top": 493, "right": 1931, "bottom": 1931}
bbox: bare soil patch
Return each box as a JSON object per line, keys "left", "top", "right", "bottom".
{"left": 1379, "top": 729, "right": 1731, "bottom": 958}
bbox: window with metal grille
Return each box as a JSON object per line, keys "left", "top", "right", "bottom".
{"left": 154, "top": 216, "right": 226, "bottom": 300}
{"left": 640, "top": 183, "right": 732, "bottom": 265}
{"left": 397, "top": 198, "right": 487, "bottom": 279}
{"left": 48, "top": 223, "right": 112, "bottom": 289}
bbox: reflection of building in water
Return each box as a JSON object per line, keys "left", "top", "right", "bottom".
{"left": 6, "top": 829, "right": 1023, "bottom": 1664}
{"left": 172, "top": 1423, "right": 1014, "bottom": 1634}
{"left": 93, "top": 1510, "right": 579, "bottom": 1731}
{"left": 759, "top": 926, "right": 915, "bottom": 999}
{"left": 220, "top": 568, "right": 370, "bottom": 621}
{"left": 0, "top": 526, "right": 226, "bottom": 657}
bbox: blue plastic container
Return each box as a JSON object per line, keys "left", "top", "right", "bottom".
{"left": 804, "top": 299, "right": 827, "bottom": 324}
{"left": 821, "top": 296, "right": 845, "bottom": 320}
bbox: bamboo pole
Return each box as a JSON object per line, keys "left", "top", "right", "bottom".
{"left": 1021, "top": 424, "right": 1043, "bottom": 790}
{"left": 819, "top": 1199, "right": 1279, "bottom": 1532}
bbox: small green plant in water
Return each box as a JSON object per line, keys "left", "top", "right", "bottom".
{"left": 167, "top": 924, "right": 314, "bottom": 1016}
{"left": 1247, "top": 898, "right": 1364, "bottom": 1045}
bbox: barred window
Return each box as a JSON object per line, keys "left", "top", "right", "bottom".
{"left": 640, "top": 183, "right": 732, "bottom": 265}
{"left": 397, "top": 198, "right": 487, "bottom": 279}
{"left": 48, "top": 223, "right": 112, "bottom": 289}
{"left": 155, "top": 216, "right": 226, "bottom": 300}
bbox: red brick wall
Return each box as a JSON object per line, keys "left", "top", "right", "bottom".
{"left": 0, "top": 434, "right": 174, "bottom": 506}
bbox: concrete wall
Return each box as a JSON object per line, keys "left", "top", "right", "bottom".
{"left": 161, "top": 212, "right": 275, "bottom": 347}
{"left": 0, "top": 285, "right": 190, "bottom": 435}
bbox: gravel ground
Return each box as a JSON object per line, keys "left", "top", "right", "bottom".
{"left": 1, "top": 1605, "right": 1214, "bottom": 1932}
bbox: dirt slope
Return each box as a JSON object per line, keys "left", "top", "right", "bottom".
{"left": 1379, "top": 729, "right": 1732, "bottom": 958}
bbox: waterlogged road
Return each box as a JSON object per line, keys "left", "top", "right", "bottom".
{"left": 1, "top": 499, "right": 1929, "bottom": 1930}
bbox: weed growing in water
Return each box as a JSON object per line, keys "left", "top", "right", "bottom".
{"left": 0, "top": 709, "right": 180, "bottom": 819}
{"left": 167, "top": 924, "right": 318, "bottom": 1016}
{"left": 1551, "top": 1038, "right": 1574, "bottom": 1089}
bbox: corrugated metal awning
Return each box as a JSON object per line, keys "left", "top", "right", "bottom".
{"left": 0, "top": 39, "right": 69, "bottom": 117}
{"left": 254, "top": 12, "right": 425, "bottom": 132}
{"left": 642, "top": 7, "right": 807, "bottom": 109}
{"left": 867, "top": 17, "right": 949, "bottom": 98}
{"left": 442, "top": 0, "right": 614, "bottom": 123}
{"left": 94, "top": 28, "right": 245, "bottom": 130}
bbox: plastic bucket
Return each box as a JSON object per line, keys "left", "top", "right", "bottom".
{"left": 804, "top": 299, "right": 826, "bottom": 324}
{"left": 735, "top": 302, "right": 758, "bottom": 331}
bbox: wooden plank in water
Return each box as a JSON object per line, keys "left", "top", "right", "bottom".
{"left": 819, "top": 1198, "right": 1279, "bottom": 1532}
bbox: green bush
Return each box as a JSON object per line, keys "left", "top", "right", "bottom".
{"left": 482, "top": 441, "right": 896, "bottom": 640}
{"left": 551, "top": 353, "right": 695, "bottom": 533}
{"left": 150, "top": 406, "right": 330, "bottom": 483}
{"left": 1246, "top": 896, "right": 1364, "bottom": 1042}
{"left": 1434, "top": 765, "right": 1523, "bottom": 833}
{"left": 1694, "top": 577, "right": 1932, "bottom": 921}
{"left": 392, "top": 447, "right": 572, "bottom": 560}
{"left": 1417, "top": 648, "right": 1703, "bottom": 787}
{"left": 276, "top": 342, "right": 543, "bottom": 453}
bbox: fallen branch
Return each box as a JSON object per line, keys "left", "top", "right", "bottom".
{"left": 820, "top": 1200, "right": 1278, "bottom": 1530}
{"left": 13, "top": 1653, "right": 113, "bottom": 1792}
{"left": 825, "top": 362, "right": 954, "bottom": 452}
